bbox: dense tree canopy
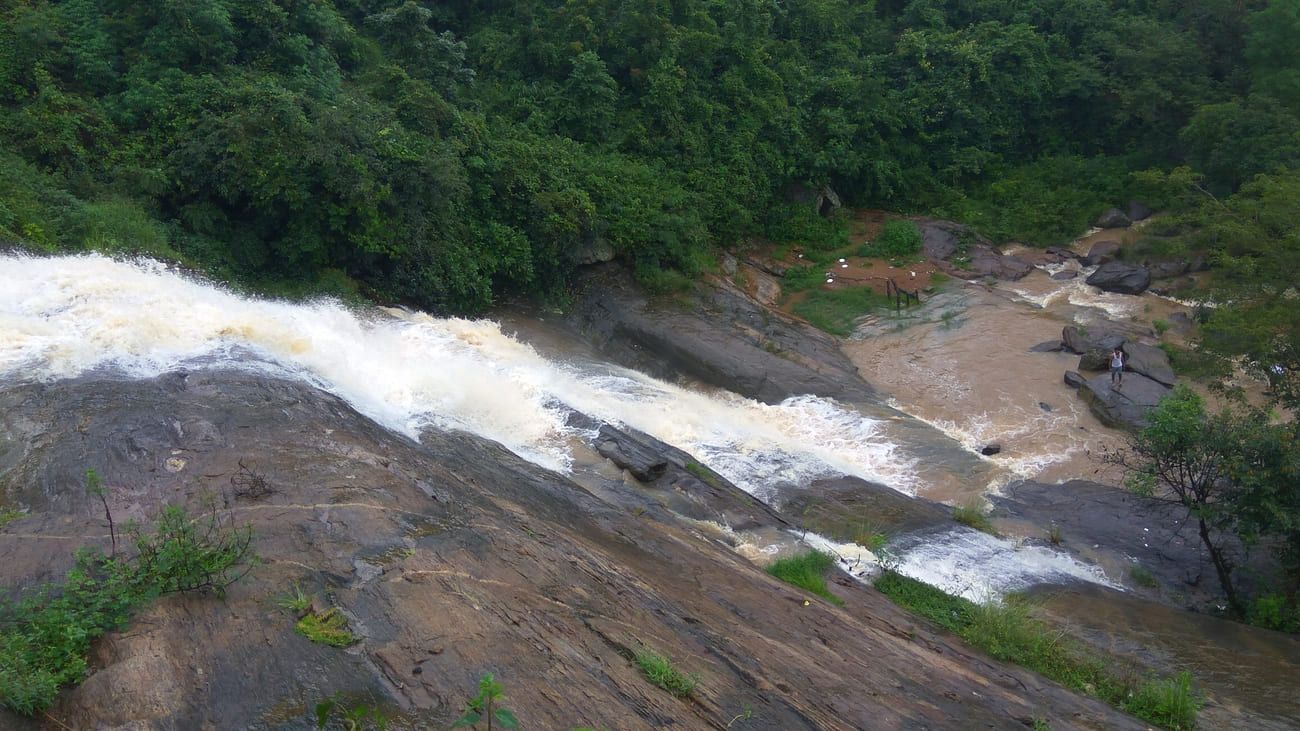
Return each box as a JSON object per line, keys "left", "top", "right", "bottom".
{"left": 0, "top": 0, "right": 1296, "bottom": 310}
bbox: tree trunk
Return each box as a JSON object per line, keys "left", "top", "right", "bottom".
{"left": 1199, "top": 516, "right": 1242, "bottom": 616}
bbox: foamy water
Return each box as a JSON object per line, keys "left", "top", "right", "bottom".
{"left": 0, "top": 253, "right": 912, "bottom": 491}
{"left": 890, "top": 528, "right": 1118, "bottom": 601}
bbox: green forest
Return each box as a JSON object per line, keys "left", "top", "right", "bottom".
{"left": 2, "top": 0, "right": 1297, "bottom": 313}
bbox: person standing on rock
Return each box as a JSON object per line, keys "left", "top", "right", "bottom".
{"left": 1110, "top": 346, "right": 1126, "bottom": 389}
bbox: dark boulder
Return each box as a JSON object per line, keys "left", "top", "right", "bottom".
{"left": 565, "top": 264, "right": 876, "bottom": 404}
{"left": 1064, "top": 371, "right": 1085, "bottom": 388}
{"left": 919, "top": 220, "right": 974, "bottom": 260}
{"left": 1038, "top": 402, "right": 1053, "bottom": 412}
{"left": 980, "top": 444, "right": 1002, "bottom": 456}
{"left": 1084, "top": 241, "right": 1121, "bottom": 266}
{"left": 1046, "top": 246, "right": 1080, "bottom": 261}
{"left": 1062, "top": 326, "right": 1092, "bottom": 354}
{"left": 1078, "top": 372, "right": 1171, "bottom": 430}
{"left": 776, "top": 475, "right": 952, "bottom": 539}
{"left": 1030, "top": 340, "right": 1064, "bottom": 353}
{"left": 1127, "top": 201, "right": 1153, "bottom": 222}
{"left": 1086, "top": 261, "right": 1151, "bottom": 295}
{"left": 1051, "top": 270, "right": 1079, "bottom": 281}
{"left": 593, "top": 424, "right": 791, "bottom": 531}
{"left": 1095, "top": 208, "right": 1132, "bottom": 229}
{"left": 1146, "top": 259, "right": 1190, "bottom": 280}
{"left": 1124, "top": 342, "right": 1176, "bottom": 387}
{"left": 968, "top": 248, "right": 1033, "bottom": 280}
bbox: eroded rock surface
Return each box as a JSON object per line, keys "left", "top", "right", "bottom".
{"left": 1077, "top": 372, "right": 1171, "bottom": 430}
{"left": 0, "top": 371, "right": 1150, "bottom": 730}
{"left": 564, "top": 264, "right": 875, "bottom": 404}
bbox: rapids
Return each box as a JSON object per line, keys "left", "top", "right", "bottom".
{"left": 0, "top": 252, "right": 1111, "bottom": 597}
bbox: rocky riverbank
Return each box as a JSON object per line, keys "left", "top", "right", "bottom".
{"left": 0, "top": 371, "right": 1145, "bottom": 730}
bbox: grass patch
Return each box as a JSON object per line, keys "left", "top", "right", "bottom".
{"left": 295, "top": 607, "right": 357, "bottom": 647}
{"left": 766, "top": 550, "right": 844, "bottom": 606}
{"left": 791, "top": 287, "right": 892, "bottom": 337}
{"left": 1129, "top": 564, "right": 1159, "bottom": 589}
{"left": 0, "top": 507, "right": 24, "bottom": 528}
{"left": 683, "top": 460, "right": 723, "bottom": 488}
{"left": 952, "top": 500, "right": 997, "bottom": 536}
{"left": 633, "top": 648, "right": 698, "bottom": 698}
{"left": 1046, "top": 524, "right": 1063, "bottom": 546}
{"left": 874, "top": 571, "right": 1199, "bottom": 730}
{"left": 0, "top": 505, "right": 254, "bottom": 715}
{"left": 1158, "top": 343, "right": 1231, "bottom": 381}
{"left": 277, "top": 583, "right": 311, "bottom": 613}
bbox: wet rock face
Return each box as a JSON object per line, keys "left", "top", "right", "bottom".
{"left": 917, "top": 219, "right": 1033, "bottom": 281}
{"left": 1078, "top": 372, "right": 1172, "bottom": 430}
{"left": 1086, "top": 261, "right": 1151, "bottom": 295}
{"left": 1083, "top": 240, "right": 1121, "bottom": 266}
{"left": 0, "top": 371, "right": 1147, "bottom": 730}
{"left": 564, "top": 264, "right": 876, "bottom": 404}
{"left": 993, "top": 480, "right": 1215, "bottom": 599}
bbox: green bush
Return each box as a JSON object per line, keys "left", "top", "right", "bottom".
{"left": 766, "top": 550, "right": 843, "bottom": 606}
{"left": 0, "top": 506, "right": 255, "bottom": 715}
{"left": 295, "top": 608, "right": 357, "bottom": 648}
{"left": 1247, "top": 594, "right": 1300, "bottom": 633}
{"left": 862, "top": 220, "right": 923, "bottom": 259}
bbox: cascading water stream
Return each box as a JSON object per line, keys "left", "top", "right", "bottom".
{"left": 0, "top": 253, "right": 1114, "bottom": 598}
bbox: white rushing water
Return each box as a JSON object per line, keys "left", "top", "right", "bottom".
{"left": 0, "top": 253, "right": 912, "bottom": 491}
{"left": 0, "top": 253, "right": 1116, "bottom": 596}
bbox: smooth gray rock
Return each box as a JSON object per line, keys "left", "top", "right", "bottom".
{"left": 565, "top": 264, "right": 876, "bottom": 404}
{"left": 1051, "top": 270, "right": 1078, "bottom": 280}
{"left": 1095, "top": 208, "right": 1132, "bottom": 229}
{"left": 1030, "top": 340, "right": 1065, "bottom": 353}
{"left": 1078, "top": 372, "right": 1171, "bottom": 430}
{"left": 1086, "top": 261, "right": 1151, "bottom": 295}
{"left": 1124, "top": 342, "right": 1177, "bottom": 387}
{"left": 1064, "top": 371, "right": 1085, "bottom": 388}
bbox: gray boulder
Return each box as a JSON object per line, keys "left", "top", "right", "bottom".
{"left": 968, "top": 248, "right": 1033, "bottom": 280}
{"left": 1062, "top": 326, "right": 1091, "bottom": 354}
{"left": 1064, "top": 371, "right": 1085, "bottom": 388}
{"left": 1051, "top": 270, "right": 1078, "bottom": 281}
{"left": 1146, "top": 259, "right": 1190, "bottom": 280}
{"left": 1078, "top": 373, "right": 1171, "bottom": 430}
{"left": 1123, "top": 342, "right": 1176, "bottom": 387}
{"left": 1127, "top": 201, "right": 1153, "bottom": 222}
{"left": 1030, "top": 340, "right": 1064, "bottom": 353}
{"left": 1095, "top": 208, "right": 1132, "bottom": 229}
{"left": 1086, "top": 261, "right": 1151, "bottom": 295}
{"left": 1084, "top": 240, "right": 1121, "bottom": 266}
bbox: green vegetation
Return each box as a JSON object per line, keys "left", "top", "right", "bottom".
{"left": 454, "top": 673, "right": 518, "bottom": 730}
{"left": 296, "top": 608, "right": 357, "bottom": 648}
{"left": 874, "top": 572, "right": 1199, "bottom": 730}
{"left": 952, "top": 501, "right": 997, "bottom": 536}
{"left": 1106, "top": 386, "right": 1300, "bottom": 621}
{"left": 633, "top": 648, "right": 698, "bottom": 699}
{"left": 683, "top": 461, "right": 722, "bottom": 489}
{"left": 1, "top": 0, "right": 1295, "bottom": 311}
{"left": 0, "top": 507, "right": 23, "bottom": 528}
{"left": 314, "top": 694, "right": 391, "bottom": 731}
{"left": 791, "top": 287, "right": 891, "bottom": 337}
{"left": 1130, "top": 565, "right": 1159, "bottom": 589}
{"left": 765, "top": 550, "right": 843, "bottom": 606}
{"left": 1046, "top": 524, "right": 1063, "bottom": 546}
{"left": 0, "top": 505, "right": 255, "bottom": 715}
{"left": 278, "top": 583, "right": 312, "bottom": 614}
{"left": 861, "top": 220, "right": 922, "bottom": 259}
